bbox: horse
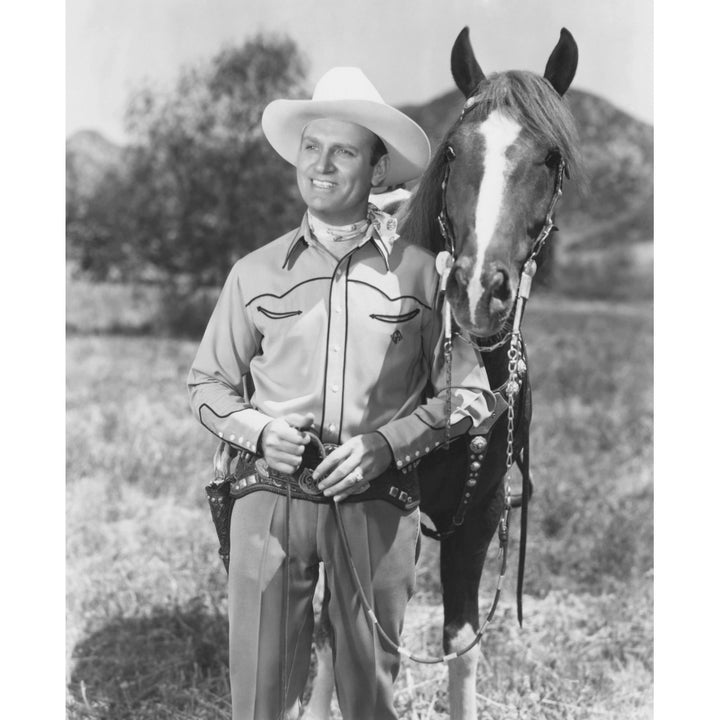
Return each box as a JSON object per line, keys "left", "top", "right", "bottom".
{"left": 303, "top": 26, "right": 582, "bottom": 720}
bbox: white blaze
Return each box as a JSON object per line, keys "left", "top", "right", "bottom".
{"left": 466, "top": 111, "right": 521, "bottom": 325}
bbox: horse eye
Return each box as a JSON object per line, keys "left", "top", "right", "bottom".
{"left": 544, "top": 150, "right": 561, "bottom": 168}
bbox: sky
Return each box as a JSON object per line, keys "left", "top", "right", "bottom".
{"left": 66, "top": 0, "right": 653, "bottom": 144}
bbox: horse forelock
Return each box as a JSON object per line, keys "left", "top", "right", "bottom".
{"left": 399, "top": 69, "right": 583, "bottom": 253}
{"left": 400, "top": 70, "right": 585, "bottom": 252}
{"left": 473, "top": 71, "right": 583, "bottom": 183}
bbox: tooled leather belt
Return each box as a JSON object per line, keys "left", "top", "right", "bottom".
{"left": 228, "top": 432, "right": 419, "bottom": 511}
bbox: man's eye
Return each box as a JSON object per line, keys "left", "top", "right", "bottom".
{"left": 336, "top": 148, "right": 354, "bottom": 157}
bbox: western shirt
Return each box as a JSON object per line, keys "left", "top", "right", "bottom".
{"left": 187, "top": 213, "right": 497, "bottom": 472}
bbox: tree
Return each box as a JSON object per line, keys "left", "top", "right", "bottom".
{"left": 66, "top": 130, "right": 140, "bottom": 281}
{"left": 123, "top": 34, "right": 308, "bottom": 286}
{"left": 67, "top": 34, "right": 308, "bottom": 287}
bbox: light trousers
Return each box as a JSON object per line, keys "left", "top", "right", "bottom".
{"left": 227, "top": 491, "right": 420, "bottom": 720}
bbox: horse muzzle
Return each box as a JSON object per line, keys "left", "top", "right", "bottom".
{"left": 446, "top": 258, "right": 517, "bottom": 337}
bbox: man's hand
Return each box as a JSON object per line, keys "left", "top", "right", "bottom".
{"left": 314, "top": 432, "right": 392, "bottom": 502}
{"left": 260, "top": 413, "right": 314, "bottom": 475}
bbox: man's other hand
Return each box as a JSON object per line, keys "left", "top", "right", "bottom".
{"left": 260, "top": 413, "right": 314, "bottom": 475}
{"left": 314, "top": 432, "right": 392, "bottom": 502}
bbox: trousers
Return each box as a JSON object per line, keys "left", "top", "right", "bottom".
{"left": 227, "top": 490, "right": 420, "bottom": 720}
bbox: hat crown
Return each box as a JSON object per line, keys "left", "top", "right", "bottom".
{"left": 311, "top": 67, "right": 386, "bottom": 105}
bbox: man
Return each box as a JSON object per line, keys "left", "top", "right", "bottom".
{"left": 188, "top": 67, "right": 496, "bottom": 720}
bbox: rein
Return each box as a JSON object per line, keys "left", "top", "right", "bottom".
{"left": 333, "top": 494, "right": 508, "bottom": 664}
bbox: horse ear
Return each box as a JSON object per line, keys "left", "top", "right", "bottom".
{"left": 543, "top": 28, "right": 578, "bottom": 97}
{"left": 451, "top": 27, "right": 486, "bottom": 98}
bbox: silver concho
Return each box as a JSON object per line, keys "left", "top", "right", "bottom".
{"left": 297, "top": 468, "right": 322, "bottom": 495}
{"left": 469, "top": 435, "right": 488, "bottom": 454}
{"left": 295, "top": 432, "right": 329, "bottom": 495}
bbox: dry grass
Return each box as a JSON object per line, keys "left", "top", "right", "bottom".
{"left": 66, "top": 297, "right": 652, "bottom": 719}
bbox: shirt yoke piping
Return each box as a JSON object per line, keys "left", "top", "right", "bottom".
{"left": 346, "top": 278, "right": 432, "bottom": 310}
{"left": 245, "top": 276, "right": 333, "bottom": 307}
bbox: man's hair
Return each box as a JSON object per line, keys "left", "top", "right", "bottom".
{"left": 370, "top": 136, "right": 388, "bottom": 166}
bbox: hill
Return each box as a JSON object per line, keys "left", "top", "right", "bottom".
{"left": 66, "top": 86, "right": 653, "bottom": 300}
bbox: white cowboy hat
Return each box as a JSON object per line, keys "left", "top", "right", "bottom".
{"left": 262, "top": 67, "right": 431, "bottom": 187}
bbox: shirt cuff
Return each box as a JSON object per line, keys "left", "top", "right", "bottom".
{"left": 377, "top": 415, "right": 472, "bottom": 472}
{"left": 198, "top": 405, "right": 272, "bottom": 455}
{"left": 377, "top": 386, "right": 504, "bottom": 471}
{"left": 472, "top": 392, "right": 508, "bottom": 435}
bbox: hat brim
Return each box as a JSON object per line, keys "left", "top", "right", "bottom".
{"left": 261, "top": 99, "right": 431, "bottom": 187}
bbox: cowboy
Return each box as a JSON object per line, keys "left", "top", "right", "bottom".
{"left": 187, "top": 67, "right": 496, "bottom": 720}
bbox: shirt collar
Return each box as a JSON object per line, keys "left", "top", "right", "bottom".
{"left": 282, "top": 204, "right": 400, "bottom": 271}
{"left": 281, "top": 215, "right": 312, "bottom": 269}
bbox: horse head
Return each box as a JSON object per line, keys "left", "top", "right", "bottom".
{"left": 419, "top": 27, "right": 582, "bottom": 337}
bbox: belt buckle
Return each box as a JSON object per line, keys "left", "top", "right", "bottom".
{"left": 296, "top": 467, "right": 322, "bottom": 495}
{"left": 254, "top": 432, "right": 338, "bottom": 497}
{"left": 294, "top": 432, "right": 332, "bottom": 496}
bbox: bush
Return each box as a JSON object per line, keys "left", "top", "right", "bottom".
{"left": 154, "top": 284, "right": 221, "bottom": 339}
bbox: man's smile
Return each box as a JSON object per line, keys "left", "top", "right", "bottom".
{"left": 310, "top": 179, "right": 337, "bottom": 190}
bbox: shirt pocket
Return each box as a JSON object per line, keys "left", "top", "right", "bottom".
{"left": 365, "top": 307, "right": 421, "bottom": 347}
{"left": 368, "top": 308, "right": 421, "bottom": 325}
{"left": 251, "top": 304, "right": 306, "bottom": 351}
{"left": 257, "top": 306, "right": 303, "bottom": 320}
{"left": 364, "top": 304, "right": 424, "bottom": 352}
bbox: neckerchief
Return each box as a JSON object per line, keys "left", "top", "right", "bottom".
{"left": 307, "top": 204, "right": 399, "bottom": 248}
{"left": 307, "top": 212, "right": 370, "bottom": 245}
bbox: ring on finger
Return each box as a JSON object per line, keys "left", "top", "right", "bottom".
{"left": 348, "top": 468, "right": 364, "bottom": 484}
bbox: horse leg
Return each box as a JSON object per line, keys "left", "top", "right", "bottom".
{"left": 302, "top": 568, "right": 334, "bottom": 720}
{"left": 440, "top": 483, "right": 505, "bottom": 720}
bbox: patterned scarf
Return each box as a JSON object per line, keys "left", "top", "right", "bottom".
{"left": 307, "top": 204, "right": 400, "bottom": 250}
{"left": 307, "top": 212, "right": 370, "bottom": 245}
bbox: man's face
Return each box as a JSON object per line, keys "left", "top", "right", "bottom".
{"left": 296, "top": 118, "right": 387, "bottom": 226}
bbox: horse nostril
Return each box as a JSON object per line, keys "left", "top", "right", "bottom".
{"left": 450, "top": 264, "right": 469, "bottom": 289}
{"left": 488, "top": 269, "right": 511, "bottom": 302}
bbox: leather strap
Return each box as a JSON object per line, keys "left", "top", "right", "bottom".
{"left": 228, "top": 457, "right": 421, "bottom": 512}
{"left": 514, "top": 369, "right": 534, "bottom": 627}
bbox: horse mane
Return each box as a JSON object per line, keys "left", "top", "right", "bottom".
{"left": 397, "top": 138, "right": 450, "bottom": 253}
{"left": 400, "top": 70, "right": 584, "bottom": 252}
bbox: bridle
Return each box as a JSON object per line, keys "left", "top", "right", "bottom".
{"left": 435, "top": 91, "right": 567, "bottom": 340}
{"left": 435, "top": 90, "right": 567, "bottom": 472}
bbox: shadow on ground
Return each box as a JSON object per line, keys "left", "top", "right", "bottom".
{"left": 67, "top": 600, "right": 231, "bottom": 719}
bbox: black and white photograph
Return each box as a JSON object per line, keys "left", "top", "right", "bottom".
{"left": 60, "top": 1, "right": 661, "bottom": 717}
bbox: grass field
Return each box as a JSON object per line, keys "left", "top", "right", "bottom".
{"left": 66, "top": 296, "right": 653, "bottom": 719}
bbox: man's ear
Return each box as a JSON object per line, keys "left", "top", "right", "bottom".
{"left": 371, "top": 155, "right": 389, "bottom": 187}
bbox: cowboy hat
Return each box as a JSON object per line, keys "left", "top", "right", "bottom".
{"left": 262, "top": 67, "right": 431, "bottom": 187}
